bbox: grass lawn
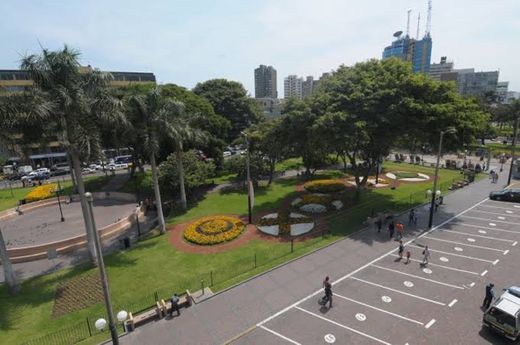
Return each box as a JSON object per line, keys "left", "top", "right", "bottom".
{"left": 0, "top": 161, "right": 477, "bottom": 344}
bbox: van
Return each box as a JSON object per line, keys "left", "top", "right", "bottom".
{"left": 483, "top": 287, "right": 520, "bottom": 340}
{"left": 17, "top": 165, "right": 33, "bottom": 174}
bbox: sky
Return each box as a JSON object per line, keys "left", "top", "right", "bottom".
{"left": 1, "top": 0, "right": 519, "bottom": 94}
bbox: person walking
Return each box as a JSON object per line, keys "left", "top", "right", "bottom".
{"left": 170, "top": 293, "right": 180, "bottom": 316}
{"left": 408, "top": 209, "right": 416, "bottom": 225}
{"left": 388, "top": 221, "right": 395, "bottom": 239}
{"left": 396, "top": 222, "right": 404, "bottom": 240}
{"left": 398, "top": 240, "right": 404, "bottom": 260}
{"left": 482, "top": 283, "right": 496, "bottom": 309}
{"left": 405, "top": 250, "right": 411, "bottom": 264}
{"left": 375, "top": 217, "right": 383, "bottom": 233}
{"left": 422, "top": 245, "right": 431, "bottom": 266}
{"left": 323, "top": 276, "right": 333, "bottom": 308}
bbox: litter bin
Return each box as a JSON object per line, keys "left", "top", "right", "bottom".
{"left": 123, "top": 237, "right": 131, "bottom": 249}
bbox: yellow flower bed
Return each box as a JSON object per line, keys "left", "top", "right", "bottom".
{"left": 304, "top": 179, "right": 346, "bottom": 193}
{"left": 296, "top": 194, "right": 332, "bottom": 206}
{"left": 25, "top": 184, "right": 57, "bottom": 202}
{"left": 184, "top": 216, "right": 245, "bottom": 245}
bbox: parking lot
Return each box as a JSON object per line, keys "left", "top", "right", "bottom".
{"left": 234, "top": 199, "right": 520, "bottom": 345}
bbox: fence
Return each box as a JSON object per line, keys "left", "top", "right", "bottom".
{"left": 19, "top": 172, "right": 479, "bottom": 345}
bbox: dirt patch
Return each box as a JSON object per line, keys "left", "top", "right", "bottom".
{"left": 52, "top": 272, "right": 103, "bottom": 318}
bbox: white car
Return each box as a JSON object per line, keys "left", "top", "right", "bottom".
{"left": 82, "top": 167, "right": 96, "bottom": 174}
{"left": 36, "top": 168, "right": 50, "bottom": 174}
{"left": 21, "top": 172, "right": 38, "bottom": 181}
{"left": 108, "top": 163, "right": 128, "bottom": 171}
{"left": 89, "top": 164, "right": 102, "bottom": 170}
{"left": 223, "top": 151, "right": 232, "bottom": 158}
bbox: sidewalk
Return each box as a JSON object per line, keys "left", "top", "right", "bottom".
{"left": 120, "top": 171, "right": 509, "bottom": 345}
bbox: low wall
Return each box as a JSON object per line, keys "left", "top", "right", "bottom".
{"left": 2, "top": 192, "right": 142, "bottom": 263}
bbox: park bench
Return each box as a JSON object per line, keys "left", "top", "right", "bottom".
{"left": 125, "top": 290, "right": 193, "bottom": 331}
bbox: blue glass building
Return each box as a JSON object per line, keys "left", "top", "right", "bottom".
{"left": 382, "top": 34, "right": 432, "bottom": 73}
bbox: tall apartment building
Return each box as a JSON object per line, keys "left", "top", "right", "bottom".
{"left": 382, "top": 33, "right": 432, "bottom": 73}
{"left": 284, "top": 75, "right": 303, "bottom": 99}
{"left": 496, "top": 82, "right": 509, "bottom": 103}
{"left": 429, "top": 56, "right": 454, "bottom": 80}
{"left": 254, "top": 65, "right": 277, "bottom": 98}
{"left": 456, "top": 70, "right": 499, "bottom": 97}
{"left": 0, "top": 66, "right": 156, "bottom": 167}
{"left": 302, "top": 76, "right": 315, "bottom": 99}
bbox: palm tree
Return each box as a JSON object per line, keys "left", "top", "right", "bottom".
{"left": 6, "top": 46, "right": 122, "bottom": 264}
{"left": 0, "top": 227, "right": 19, "bottom": 295}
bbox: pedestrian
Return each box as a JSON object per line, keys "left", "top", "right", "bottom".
{"left": 396, "top": 222, "right": 404, "bottom": 240}
{"left": 375, "top": 217, "right": 383, "bottom": 233}
{"left": 405, "top": 250, "right": 411, "bottom": 264}
{"left": 170, "top": 293, "right": 180, "bottom": 316}
{"left": 398, "top": 240, "right": 404, "bottom": 260}
{"left": 323, "top": 276, "right": 333, "bottom": 308}
{"left": 388, "top": 221, "right": 395, "bottom": 239}
{"left": 408, "top": 209, "right": 416, "bottom": 225}
{"left": 493, "top": 171, "right": 498, "bottom": 183}
{"left": 482, "top": 283, "right": 495, "bottom": 310}
{"left": 422, "top": 245, "right": 431, "bottom": 266}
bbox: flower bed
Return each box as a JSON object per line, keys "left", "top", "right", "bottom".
{"left": 385, "top": 171, "right": 429, "bottom": 182}
{"left": 184, "top": 216, "right": 245, "bottom": 245}
{"left": 303, "top": 179, "right": 347, "bottom": 193}
{"left": 292, "top": 192, "right": 344, "bottom": 213}
{"left": 25, "top": 184, "right": 57, "bottom": 202}
{"left": 257, "top": 211, "right": 314, "bottom": 237}
{"left": 394, "top": 171, "right": 420, "bottom": 179}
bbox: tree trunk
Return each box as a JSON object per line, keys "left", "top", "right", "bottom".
{"left": 0, "top": 227, "right": 20, "bottom": 295}
{"left": 267, "top": 159, "right": 275, "bottom": 186}
{"left": 68, "top": 155, "right": 77, "bottom": 194}
{"left": 150, "top": 154, "right": 166, "bottom": 233}
{"left": 176, "top": 149, "right": 187, "bottom": 210}
{"left": 71, "top": 152, "right": 97, "bottom": 264}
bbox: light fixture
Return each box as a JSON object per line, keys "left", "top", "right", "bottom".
{"left": 95, "top": 318, "right": 107, "bottom": 331}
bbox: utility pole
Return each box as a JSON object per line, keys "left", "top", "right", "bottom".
{"left": 242, "top": 132, "right": 252, "bottom": 224}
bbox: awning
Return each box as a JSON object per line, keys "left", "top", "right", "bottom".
{"left": 29, "top": 152, "right": 67, "bottom": 159}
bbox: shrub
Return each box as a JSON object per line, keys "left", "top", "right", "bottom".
{"left": 304, "top": 179, "right": 346, "bottom": 193}
{"left": 184, "top": 215, "right": 245, "bottom": 245}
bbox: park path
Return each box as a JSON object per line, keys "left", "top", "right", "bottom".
{"left": 120, "top": 167, "right": 508, "bottom": 345}
{"left": 101, "top": 171, "right": 131, "bottom": 192}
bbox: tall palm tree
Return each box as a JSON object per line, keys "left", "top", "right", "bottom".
{"left": 127, "top": 88, "right": 186, "bottom": 232}
{"left": 6, "top": 46, "right": 122, "bottom": 264}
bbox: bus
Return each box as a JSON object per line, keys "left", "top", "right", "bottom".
{"left": 114, "top": 155, "right": 133, "bottom": 165}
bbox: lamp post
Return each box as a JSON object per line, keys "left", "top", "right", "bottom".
{"left": 86, "top": 192, "right": 118, "bottom": 345}
{"left": 428, "top": 128, "right": 456, "bottom": 229}
{"left": 56, "top": 181, "right": 65, "bottom": 222}
{"left": 135, "top": 209, "right": 141, "bottom": 239}
{"left": 241, "top": 132, "right": 252, "bottom": 224}
{"left": 507, "top": 115, "right": 519, "bottom": 186}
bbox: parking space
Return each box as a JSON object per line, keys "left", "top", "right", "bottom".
{"left": 232, "top": 198, "right": 520, "bottom": 345}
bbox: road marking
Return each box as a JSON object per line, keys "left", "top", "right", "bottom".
{"left": 481, "top": 270, "right": 488, "bottom": 277}
{"left": 471, "top": 209, "right": 520, "bottom": 218}
{"left": 390, "top": 254, "right": 479, "bottom": 275}
{"left": 256, "top": 198, "right": 488, "bottom": 326}
{"left": 493, "top": 259, "right": 500, "bottom": 265}
{"left": 504, "top": 250, "right": 510, "bottom": 255}
{"left": 425, "top": 319, "right": 436, "bottom": 329}
{"left": 350, "top": 276, "right": 446, "bottom": 306}
{"left": 454, "top": 247, "right": 464, "bottom": 252}
{"left": 448, "top": 299, "right": 458, "bottom": 307}
{"left": 324, "top": 334, "right": 336, "bottom": 344}
{"left": 489, "top": 223, "right": 497, "bottom": 227}
{"left": 404, "top": 280, "right": 414, "bottom": 287}
{"left": 382, "top": 296, "right": 392, "bottom": 303}
{"left": 514, "top": 241, "right": 518, "bottom": 247}
{"left": 457, "top": 223, "right": 520, "bottom": 234}
{"left": 260, "top": 326, "right": 302, "bottom": 345}
{"left": 470, "top": 282, "right": 475, "bottom": 287}
{"left": 371, "top": 264, "right": 465, "bottom": 290}
{"left": 478, "top": 204, "right": 519, "bottom": 212}
{"left": 355, "top": 313, "right": 367, "bottom": 321}
{"left": 439, "top": 229, "right": 515, "bottom": 243}
{"left": 334, "top": 293, "right": 425, "bottom": 325}
{"left": 507, "top": 210, "right": 514, "bottom": 214}
{"left": 408, "top": 244, "right": 495, "bottom": 263}
{"left": 461, "top": 215, "right": 519, "bottom": 225}
{"left": 422, "top": 235, "right": 506, "bottom": 252}
{"left": 295, "top": 307, "right": 392, "bottom": 345}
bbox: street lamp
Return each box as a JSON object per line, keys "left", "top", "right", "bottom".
{"left": 86, "top": 192, "right": 119, "bottom": 344}
{"left": 56, "top": 180, "right": 65, "bottom": 222}
{"left": 117, "top": 310, "right": 128, "bottom": 332}
{"left": 95, "top": 318, "right": 107, "bottom": 332}
{"left": 134, "top": 209, "right": 141, "bottom": 239}
{"left": 241, "top": 131, "right": 252, "bottom": 224}
{"left": 507, "top": 115, "right": 519, "bottom": 186}
{"left": 428, "top": 128, "right": 456, "bottom": 229}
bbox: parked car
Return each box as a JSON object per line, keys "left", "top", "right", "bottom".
{"left": 483, "top": 286, "right": 520, "bottom": 341}
{"left": 51, "top": 163, "right": 71, "bottom": 172}
{"left": 489, "top": 188, "right": 520, "bottom": 202}
{"left": 89, "top": 163, "right": 102, "bottom": 170}
{"left": 107, "top": 163, "right": 128, "bottom": 171}
{"left": 223, "top": 151, "right": 232, "bottom": 158}
{"left": 22, "top": 171, "right": 50, "bottom": 181}
{"left": 82, "top": 167, "right": 96, "bottom": 174}
{"left": 51, "top": 168, "right": 68, "bottom": 177}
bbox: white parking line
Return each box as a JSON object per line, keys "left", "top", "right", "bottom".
{"left": 256, "top": 198, "right": 488, "bottom": 327}
{"left": 333, "top": 293, "right": 424, "bottom": 325}
{"left": 259, "top": 325, "right": 302, "bottom": 345}
{"left": 460, "top": 215, "right": 519, "bottom": 225}
{"left": 295, "top": 307, "right": 392, "bottom": 345}
{"left": 371, "top": 264, "right": 465, "bottom": 290}
{"left": 439, "top": 229, "right": 515, "bottom": 243}
{"left": 481, "top": 270, "right": 488, "bottom": 277}
{"left": 456, "top": 223, "right": 520, "bottom": 235}
{"left": 513, "top": 241, "right": 518, "bottom": 247}
{"left": 408, "top": 244, "right": 495, "bottom": 263}
{"left": 389, "top": 254, "right": 479, "bottom": 275}
{"left": 470, "top": 210, "right": 520, "bottom": 218}
{"left": 504, "top": 250, "right": 510, "bottom": 255}
{"left": 448, "top": 299, "right": 458, "bottom": 307}
{"left": 479, "top": 204, "right": 520, "bottom": 212}
{"left": 493, "top": 259, "right": 500, "bottom": 265}
{"left": 350, "top": 276, "right": 446, "bottom": 306}
{"left": 422, "top": 235, "right": 506, "bottom": 252}
{"left": 425, "top": 319, "right": 436, "bottom": 329}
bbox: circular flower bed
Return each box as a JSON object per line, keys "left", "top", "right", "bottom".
{"left": 292, "top": 193, "right": 344, "bottom": 213}
{"left": 304, "top": 179, "right": 347, "bottom": 193}
{"left": 184, "top": 216, "right": 245, "bottom": 245}
{"left": 257, "top": 212, "right": 314, "bottom": 237}
{"left": 385, "top": 171, "right": 429, "bottom": 182}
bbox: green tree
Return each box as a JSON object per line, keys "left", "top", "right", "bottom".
{"left": 193, "top": 79, "right": 261, "bottom": 141}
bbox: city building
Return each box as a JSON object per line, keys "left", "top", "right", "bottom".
{"left": 254, "top": 65, "right": 277, "bottom": 98}
{"left": 382, "top": 33, "right": 432, "bottom": 73}
{"left": 429, "top": 56, "right": 454, "bottom": 80}
{"left": 284, "top": 75, "right": 303, "bottom": 99}
{"left": 506, "top": 91, "right": 520, "bottom": 104}
{"left": 496, "top": 81, "right": 509, "bottom": 103}
{"left": 254, "top": 98, "right": 284, "bottom": 118}
{"left": 456, "top": 69, "right": 499, "bottom": 97}
{"left": 302, "top": 76, "right": 315, "bottom": 99}
{"left": 0, "top": 66, "right": 156, "bottom": 168}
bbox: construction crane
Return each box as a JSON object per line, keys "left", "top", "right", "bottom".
{"left": 425, "top": 0, "right": 432, "bottom": 36}
{"left": 416, "top": 13, "right": 421, "bottom": 39}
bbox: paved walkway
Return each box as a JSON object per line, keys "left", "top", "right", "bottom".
{"left": 120, "top": 169, "right": 510, "bottom": 345}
